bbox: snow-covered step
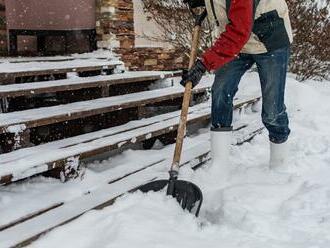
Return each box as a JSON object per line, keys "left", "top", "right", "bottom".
{"left": 0, "top": 138, "right": 212, "bottom": 248}
{"left": 0, "top": 133, "right": 211, "bottom": 232}
{"left": 0, "top": 81, "right": 212, "bottom": 133}
{"left": 0, "top": 96, "right": 261, "bottom": 185}
{"left": 0, "top": 56, "right": 75, "bottom": 64}
{"left": 0, "top": 71, "right": 181, "bottom": 98}
{"left": 0, "top": 102, "right": 210, "bottom": 185}
{"left": 0, "top": 59, "right": 122, "bottom": 84}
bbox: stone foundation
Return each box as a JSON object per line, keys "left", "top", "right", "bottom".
{"left": 0, "top": 0, "right": 7, "bottom": 55}
{"left": 115, "top": 47, "right": 187, "bottom": 71}
{"left": 96, "top": 0, "right": 135, "bottom": 50}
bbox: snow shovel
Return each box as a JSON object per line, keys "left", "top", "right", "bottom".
{"left": 138, "top": 8, "right": 207, "bottom": 217}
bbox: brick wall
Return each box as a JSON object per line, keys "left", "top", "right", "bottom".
{"left": 0, "top": 0, "right": 7, "bottom": 55}
{"left": 116, "top": 47, "right": 186, "bottom": 71}
{"left": 96, "top": 0, "right": 187, "bottom": 71}
{"left": 96, "top": 0, "right": 135, "bottom": 50}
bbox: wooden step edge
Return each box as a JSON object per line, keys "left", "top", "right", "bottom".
{"left": 0, "top": 63, "right": 122, "bottom": 79}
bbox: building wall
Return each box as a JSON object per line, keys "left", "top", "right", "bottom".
{"left": 96, "top": 0, "right": 186, "bottom": 71}
{"left": 6, "top": 0, "right": 96, "bottom": 30}
{"left": 4, "top": 0, "right": 95, "bottom": 55}
{"left": 133, "top": 0, "right": 170, "bottom": 49}
{"left": 0, "top": 0, "right": 7, "bottom": 55}
{"left": 96, "top": 0, "right": 135, "bottom": 49}
{"left": 116, "top": 47, "right": 186, "bottom": 71}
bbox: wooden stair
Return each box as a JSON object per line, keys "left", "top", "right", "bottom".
{"left": 0, "top": 57, "right": 217, "bottom": 184}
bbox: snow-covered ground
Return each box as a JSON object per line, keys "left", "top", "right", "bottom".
{"left": 1, "top": 72, "right": 330, "bottom": 248}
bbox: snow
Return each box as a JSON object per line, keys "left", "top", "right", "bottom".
{"left": 0, "top": 56, "right": 74, "bottom": 64}
{"left": 0, "top": 49, "right": 122, "bottom": 65}
{"left": 0, "top": 59, "right": 122, "bottom": 74}
{"left": 5, "top": 124, "right": 26, "bottom": 134}
{"left": 316, "top": 0, "right": 330, "bottom": 10}
{"left": 1, "top": 73, "right": 330, "bottom": 247}
{"left": 0, "top": 134, "right": 213, "bottom": 247}
{"left": 71, "top": 49, "right": 121, "bottom": 61}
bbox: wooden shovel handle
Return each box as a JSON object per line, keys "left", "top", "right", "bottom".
{"left": 171, "top": 25, "right": 202, "bottom": 171}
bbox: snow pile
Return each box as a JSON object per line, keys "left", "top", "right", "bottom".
{"left": 316, "top": 0, "right": 330, "bottom": 11}
{"left": 27, "top": 74, "right": 330, "bottom": 248}
{"left": 71, "top": 49, "right": 125, "bottom": 72}
{"left": 71, "top": 49, "right": 120, "bottom": 61}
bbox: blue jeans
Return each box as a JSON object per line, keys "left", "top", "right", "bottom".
{"left": 211, "top": 46, "right": 291, "bottom": 144}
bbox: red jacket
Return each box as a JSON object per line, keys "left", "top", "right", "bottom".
{"left": 202, "top": 0, "right": 253, "bottom": 71}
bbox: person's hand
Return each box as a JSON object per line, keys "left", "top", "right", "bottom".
{"left": 180, "top": 59, "right": 206, "bottom": 88}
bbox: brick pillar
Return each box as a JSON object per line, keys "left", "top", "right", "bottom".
{"left": 96, "top": 0, "right": 135, "bottom": 50}
{"left": 0, "top": 0, "right": 7, "bottom": 55}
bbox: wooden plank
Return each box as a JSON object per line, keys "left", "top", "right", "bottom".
{"left": 0, "top": 71, "right": 182, "bottom": 98}
{"left": 0, "top": 203, "right": 64, "bottom": 232}
{"left": 0, "top": 82, "right": 212, "bottom": 134}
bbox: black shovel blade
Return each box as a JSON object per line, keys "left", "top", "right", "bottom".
{"left": 137, "top": 179, "right": 203, "bottom": 217}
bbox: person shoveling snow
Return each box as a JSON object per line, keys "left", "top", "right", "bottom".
{"left": 138, "top": 0, "right": 294, "bottom": 216}
{"left": 181, "top": 0, "right": 293, "bottom": 176}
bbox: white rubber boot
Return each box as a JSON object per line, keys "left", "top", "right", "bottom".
{"left": 209, "top": 127, "right": 232, "bottom": 183}
{"left": 269, "top": 141, "right": 288, "bottom": 171}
